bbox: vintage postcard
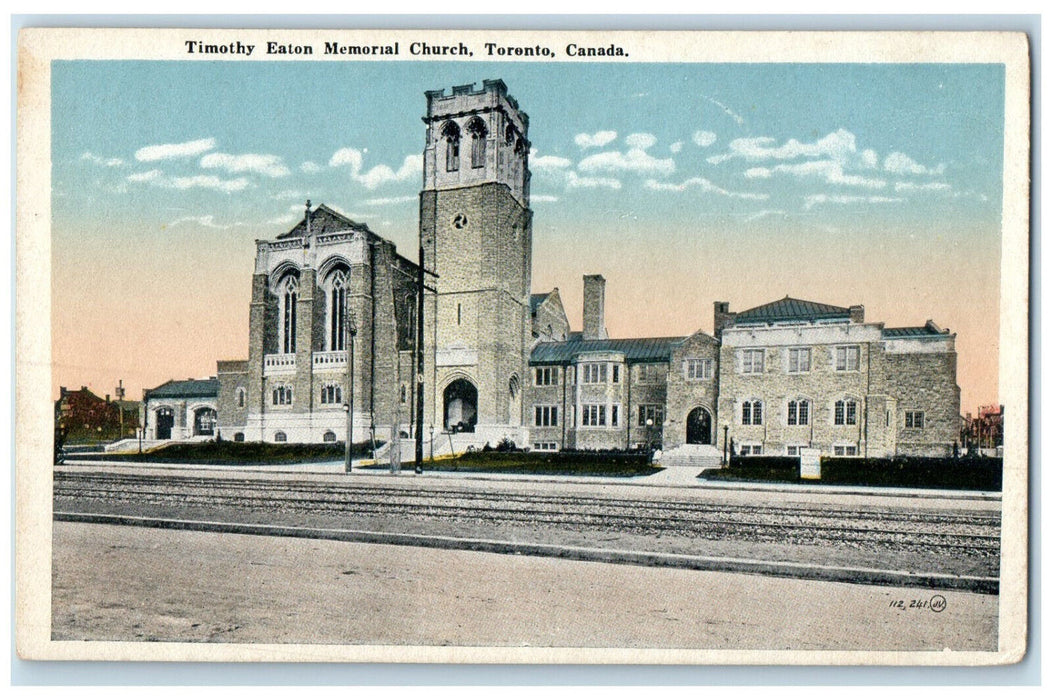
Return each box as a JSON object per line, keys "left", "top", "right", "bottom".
{"left": 16, "top": 28, "right": 1030, "bottom": 665}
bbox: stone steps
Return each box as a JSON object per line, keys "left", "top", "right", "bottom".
{"left": 657, "top": 444, "right": 723, "bottom": 469}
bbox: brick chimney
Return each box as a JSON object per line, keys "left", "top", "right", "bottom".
{"left": 848, "top": 304, "right": 865, "bottom": 323}
{"left": 582, "top": 274, "right": 608, "bottom": 340}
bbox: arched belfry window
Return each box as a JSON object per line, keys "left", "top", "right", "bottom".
{"left": 505, "top": 123, "right": 516, "bottom": 146}
{"left": 328, "top": 268, "right": 348, "bottom": 351}
{"left": 442, "top": 121, "right": 461, "bottom": 172}
{"left": 279, "top": 275, "right": 299, "bottom": 354}
{"left": 467, "top": 117, "right": 488, "bottom": 169}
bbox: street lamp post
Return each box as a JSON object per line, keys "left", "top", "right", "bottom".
{"left": 645, "top": 418, "right": 654, "bottom": 461}
{"left": 722, "top": 425, "right": 729, "bottom": 466}
{"left": 344, "top": 314, "right": 358, "bottom": 474}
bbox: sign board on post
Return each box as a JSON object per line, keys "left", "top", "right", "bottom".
{"left": 800, "top": 448, "right": 822, "bottom": 480}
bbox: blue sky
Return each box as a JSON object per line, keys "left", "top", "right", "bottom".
{"left": 50, "top": 60, "right": 1006, "bottom": 409}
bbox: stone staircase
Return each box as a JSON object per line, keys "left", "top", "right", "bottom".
{"left": 656, "top": 444, "right": 723, "bottom": 470}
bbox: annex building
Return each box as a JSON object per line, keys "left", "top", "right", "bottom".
{"left": 142, "top": 79, "right": 961, "bottom": 460}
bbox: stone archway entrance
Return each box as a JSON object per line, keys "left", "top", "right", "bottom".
{"left": 156, "top": 407, "right": 174, "bottom": 440}
{"left": 686, "top": 407, "right": 713, "bottom": 445}
{"left": 443, "top": 379, "right": 478, "bottom": 433}
{"left": 193, "top": 407, "right": 217, "bottom": 436}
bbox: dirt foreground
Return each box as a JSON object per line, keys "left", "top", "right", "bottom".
{"left": 50, "top": 522, "right": 998, "bottom": 654}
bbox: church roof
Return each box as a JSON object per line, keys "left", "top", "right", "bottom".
{"left": 146, "top": 378, "right": 219, "bottom": 399}
{"left": 529, "top": 293, "right": 550, "bottom": 314}
{"left": 531, "top": 336, "right": 684, "bottom": 365}
{"left": 733, "top": 296, "right": 850, "bottom": 324}
{"left": 277, "top": 203, "right": 377, "bottom": 239}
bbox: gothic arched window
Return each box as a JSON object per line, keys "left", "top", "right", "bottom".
{"left": 467, "top": 117, "right": 488, "bottom": 169}
{"left": 742, "top": 399, "right": 763, "bottom": 426}
{"left": 327, "top": 268, "right": 348, "bottom": 351}
{"left": 279, "top": 275, "right": 298, "bottom": 354}
{"left": 442, "top": 121, "right": 460, "bottom": 172}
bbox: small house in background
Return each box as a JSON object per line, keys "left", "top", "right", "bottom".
{"left": 54, "top": 385, "right": 139, "bottom": 445}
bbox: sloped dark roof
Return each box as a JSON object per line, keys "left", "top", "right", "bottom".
{"left": 146, "top": 378, "right": 219, "bottom": 399}
{"left": 882, "top": 325, "right": 947, "bottom": 338}
{"left": 277, "top": 203, "right": 376, "bottom": 239}
{"left": 734, "top": 296, "right": 850, "bottom": 324}
{"left": 531, "top": 336, "right": 684, "bottom": 365}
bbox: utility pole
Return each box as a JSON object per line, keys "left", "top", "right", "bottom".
{"left": 344, "top": 312, "right": 357, "bottom": 474}
{"left": 414, "top": 243, "right": 425, "bottom": 474}
{"left": 115, "top": 379, "right": 125, "bottom": 441}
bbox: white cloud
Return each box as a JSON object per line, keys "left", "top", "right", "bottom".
{"left": 530, "top": 194, "right": 560, "bottom": 203}
{"left": 745, "top": 159, "right": 886, "bottom": 189}
{"left": 708, "top": 129, "right": 875, "bottom": 170}
{"left": 329, "top": 148, "right": 422, "bottom": 189}
{"left": 625, "top": 132, "right": 657, "bottom": 150}
{"left": 669, "top": 141, "right": 683, "bottom": 154}
{"left": 574, "top": 130, "right": 618, "bottom": 149}
{"left": 361, "top": 195, "right": 418, "bottom": 206}
{"left": 165, "top": 174, "right": 250, "bottom": 193}
{"left": 168, "top": 215, "right": 240, "bottom": 229}
{"left": 700, "top": 94, "right": 745, "bottom": 127}
{"left": 565, "top": 172, "right": 622, "bottom": 190}
{"left": 644, "top": 177, "right": 768, "bottom": 200}
{"left": 127, "top": 169, "right": 162, "bottom": 183}
{"left": 883, "top": 151, "right": 945, "bottom": 176}
{"left": 532, "top": 154, "right": 573, "bottom": 173}
{"left": 135, "top": 137, "right": 216, "bottom": 162}
{"left": 691, "top": 130, "right": 717, "bottom": 148}
{"left": 80, "top": 151, "right": 124, "bottom": 167}
{"left": 803, "top": 194, "right": 904, "bottom": 210}
{"left": 894, "top": 181, "right": 952, "bottom": 193}
{"left": 578, "top": 148, "right": 674, "bottom": 177}
{"left": 356, "top": 154, "right": 423, "bottom": 189}
{"left": 300, "top": 161, "right": 322, "bottom": 174}
{"left": 200, "top": 152, "right": 290, "bottom": 178}
{"left": 741, "top": 209, "right": 788, "bottom": 222}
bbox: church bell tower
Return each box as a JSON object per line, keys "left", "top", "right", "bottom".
{"left": 419, "top": 79, "right": 533, "bottom": 444}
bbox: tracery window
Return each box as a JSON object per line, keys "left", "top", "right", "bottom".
{"left": 279, "top": 275, "right": 298, "bottom": 354}
{"left": 320, "top": 383, "right": 343, "bottom": 405}
{"left": 741, "top": 400, "right": 763, "bottom": 426}
{"left": 467, "top": 117, "right": 487, "bottom": 169}
{"left": 442, "top": 121, "right": 461, "bottom": 172}
{"left": 327, "top": 268, "right": 348, "bottom": 351}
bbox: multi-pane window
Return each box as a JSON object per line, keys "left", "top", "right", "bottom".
{"left": 581, "top": 404, "right": 607, "bottom": 426}
{"left": 834, "top": 444, "right": 859, "bottom": 456}
{"left": 320, "top": 383, "right": 343, "bottom": 405}
{"left": 533, "top": 442, "right": 558, "bottom": 452}
{"left": 741, "top": 349, "right": 765, "bottom": 374}
{"left": 328, "top": 270, "right": 348, "bottom": 351}
{"left": 236, "top": 387, "right": 245, "bottom": 409}
{"left": 272, "top": 384, "right": 293, "bottom": 406}
{"left": 787, "top": 399, "right": 810, "bottom": 426}
{"left": 835, "top": 345, "right": 861, "bottom": 371}
{"left": 581, "top": 363, "right": 608, "bottom": 384}
{"left": 638, "top": 404, "right": 665, "bottom": 427}
{"left": 741, "top": 400, "right": 763, "bottom": 426}
{"left": 739, "top": 443, "right": 763, "bottom": 456}
{"left": 443, "top": 121, "right": 460, "bottom": 172}
{"left": 534, "top": 405, "right": 559, "bottom": 427}
{"left": 786, "top": 445, "right": 808, "bottom": 457}
{"left": 638, "top": 363, "right": 666, "bottom": 383}
{"left": 534, "top": 366, "right": 557, "bottom": 386}
{"left": 467, "top": 118, "right": 487, "bottom": 169}
{"left": 685, "top": 359, "right": 712, "bottom": 380}
{"left": 905, "top": 411, "right": 925, "bottom": 429}
{"left": 834, "top": 399, "right": 858, "bottom": 426}
{"left": 788, "top": 347, "right": 811, "bottom": 373}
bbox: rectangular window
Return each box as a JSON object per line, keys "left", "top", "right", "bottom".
{"left": 532, "top": 442, "right": 558, "bottom": 452}
{"left": 638, "top": 363, "right": 666, "bottom": 383}
{"left": 905, "top": 411, "right": 925, "bottom": 429}
{"left": 611, "top": 405, "right": 619, "bottom": 427}
{"left": 741, "top": 401, "right": 763, "bottom": 426}
{"left": 581, "top": 363, "right": 608, "bottom": 384}
{"left": 685, "top": 359, "right": 713, "bottom": 380}
{"left": 534, "top": 405, "right": 559, "bottom": 427}
{"left": 788, "top": 347, "right": 811, "bottom": 373}
{"left": 740, "top": 443, "right": 763, "bottom": 456}
{"left": 787, "top": 400, "right": 810, "bottom": 426}
{"left": 581, "top": 404, "right": 607, "bottom": 427}
{"left": 834, "top": 399, "right": 858, "bottom": 426}
{"left": 834, "top": 444, "right": 859, "bottom": 457}
{"left": 786, "top": 445, "right": 808, "bottom": 457}
{"left": 638, "top": 404, "right": 665, "bottom": 427}
{"left": 612, "top": 365, "right": 620, "bottom": 383}
{"left": 534, "top": 367, "right": 557, "bottom": 386}
{"left": 741, "top": 349, "right": 765, "bottom": 374}
{"left": 835, "top": 345, "right": 861, "bottom": 372}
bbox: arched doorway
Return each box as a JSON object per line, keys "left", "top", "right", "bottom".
{"left": 193, "top": 407, "right": 217, "bottom": 436}
{"left": 155, "top": 407, "right": 174, "bottom": 440}
{"left": 443, "top": 379, "right": 477, "bottom": 433}
{"left": 686, "top": 407, "right": 713, "bottom": 445}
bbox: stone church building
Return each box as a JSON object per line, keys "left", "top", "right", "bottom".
{"left": 142, "top": 79, "right": 961, "bottom": 459}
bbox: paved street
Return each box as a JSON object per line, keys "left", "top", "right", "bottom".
{"left": 51, "top": 521, "right": 998, "bottom": 652}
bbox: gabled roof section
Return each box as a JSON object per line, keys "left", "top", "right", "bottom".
{"left": 277, "top": 203, "right": 376, "bottom": 239}
{"left": 531, "top": 336, "right": 685, "bottom": 365}
{"left": 529, "top": 293, "right": 550, "bottom": 315}
{"left": 734, "top": 296, "right": 850, "bottom": 324}
{"left": 146, "top": 378, "right": 220, "bottom": 399}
